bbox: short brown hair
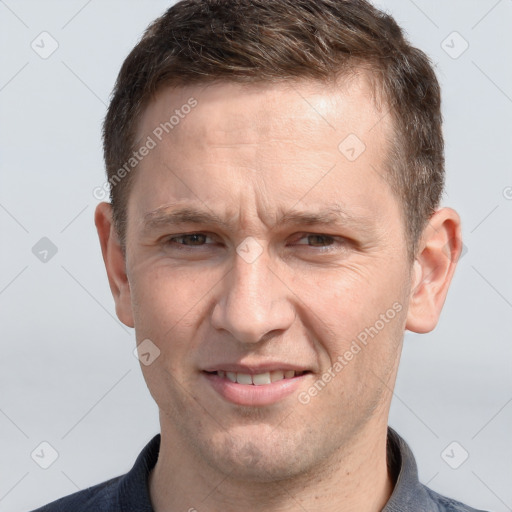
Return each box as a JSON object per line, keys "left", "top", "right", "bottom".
{"left": 103, "top": 0, "right": 444, "bottom": 258}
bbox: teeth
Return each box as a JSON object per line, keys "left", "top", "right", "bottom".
{"left": 236, "top": 373, "right": 253, "bottom": 385}
{"left": 216, "top": 370, "right": 304, "bottom": 385}
{"left": 270, "top": 370, "right": 284, "bottom": 382}
{"left": 252, "top": 372, "right": 271, "bottom": 385}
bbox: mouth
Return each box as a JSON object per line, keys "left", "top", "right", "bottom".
{"left": 202, "top": 368, "right": 312, "bottom": 406}
{"left": 204, "top": 369, "right": 309, "bottom": 385}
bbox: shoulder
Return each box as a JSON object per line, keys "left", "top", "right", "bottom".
{"left": 385, "top": 427, "right": 492, "bottom": 512}
{"left": 28, "top": 476, "right": 123, "bottom": 512}
{"left": 425, "top": 486, "right": 492, "bottom": 512}
{"left": 28, "top": 434, "right": 160, "bottom": 512}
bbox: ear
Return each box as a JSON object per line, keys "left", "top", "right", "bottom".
{"left": 405, "top": 207, "right": 462, "bottom": 334}
{"left": 94, "top": 202, "right": 134, "bottom": 328}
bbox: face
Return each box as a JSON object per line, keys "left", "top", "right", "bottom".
{"left": 115, "top": 77, "right": 416, "bottom": 481}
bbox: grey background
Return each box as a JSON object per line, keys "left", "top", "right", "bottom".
{"left": 0, "top": 1, "right": 511, "bottom": 511}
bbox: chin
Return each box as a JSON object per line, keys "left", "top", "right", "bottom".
{"left": 199, "top": 427, "right": 317, "bottom": 483}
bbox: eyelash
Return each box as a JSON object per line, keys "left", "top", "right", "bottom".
{"left": 163, "top": 232, "right": 343, "bottom": 252}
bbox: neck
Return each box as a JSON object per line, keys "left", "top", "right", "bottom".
{"left": 149, "top": 420, "right": 394, "bottom": 512}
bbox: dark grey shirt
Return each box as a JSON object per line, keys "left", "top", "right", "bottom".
{"left": 30, "top": 427, "right": 489, "bottom": 511}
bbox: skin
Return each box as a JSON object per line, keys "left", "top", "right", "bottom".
{"left": 96, "top": 75, "right": 462, "bottom": 512}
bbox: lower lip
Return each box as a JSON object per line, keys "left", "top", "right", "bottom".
{"left": 202, "top": 372, "right": 309, "bottom": 406}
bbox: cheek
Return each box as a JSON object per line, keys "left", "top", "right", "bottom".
{"left": 299, "top": 262, "right": 407, "bottom": 358}
{"left": 129, "top": 263, "right": 220, "bottom": 352}
{"left": 130, "top": 265, "right": 213, "bottom": 408}
{"left": 298, "top": 269, "right": 406, "bottom": 422}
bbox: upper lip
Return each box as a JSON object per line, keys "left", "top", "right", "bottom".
{"left": 203, "top": 362, "right": 311, "bottom": 374}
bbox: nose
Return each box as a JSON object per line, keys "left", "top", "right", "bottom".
{"left": 211, "top": 245, "right": 296, "bottom": 345}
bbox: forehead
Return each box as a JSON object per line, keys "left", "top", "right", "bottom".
{"left": 129, "top": 75, "right": 396, "bottom": 231}
{"left": 137, "top": 73, "right": 388, "bottom": 149}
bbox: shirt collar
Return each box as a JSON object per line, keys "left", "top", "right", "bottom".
{"left": 383, "top": 426, "right": 434, "bottom": 511}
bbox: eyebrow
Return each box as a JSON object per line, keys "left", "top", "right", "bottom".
{"left": 142, "top": 203, "right": 374, "bottom": 235}
{"left": 143, "top": 207, "right": 231, "bottom": 232}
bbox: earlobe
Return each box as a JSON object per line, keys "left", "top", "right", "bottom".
{"left": 405, "top": 207, "right": 462, "bottom": 334}
{"left": 94, "top": 202, "right": 135, "bottom": 328}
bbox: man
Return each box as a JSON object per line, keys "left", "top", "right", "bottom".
{"left": 31, "top": 0, "right": 488, "bottom": 510}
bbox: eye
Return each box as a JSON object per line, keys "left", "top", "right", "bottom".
{"left": 161, "top": 232, "right": 347, "bottom": 254}
{"left": 295, "top": 234, "right": 336, "bottom": 247}
{"left": 292, "top": 233, "right": 347, "bottom": 254}
{"left": 165, "top": 233, "right": 216, "bottom": 247}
